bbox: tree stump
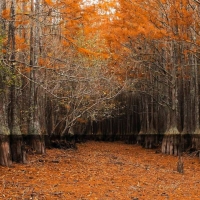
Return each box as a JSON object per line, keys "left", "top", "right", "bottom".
{"left": 177, "top": 155, "right": 184, "bottom": 174}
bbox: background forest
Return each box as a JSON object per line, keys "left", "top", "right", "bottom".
{"left": 1, "top": 0, "right": 200, "bottom": 166}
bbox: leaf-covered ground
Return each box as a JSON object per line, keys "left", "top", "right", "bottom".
{"left": 0, "top": 141, "right": 200, "bottom": 200}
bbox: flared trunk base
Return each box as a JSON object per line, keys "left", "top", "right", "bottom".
{"left": 191, "top": 134, "right": 200, "bottom": 157}
{"left": 10, "top": 135, "right": 27, "bottom": 163}
{"left": 137, "top": 134, "right": 161, "bottom": 149}
{"left": 24, "top": 135, "right": 45, "bottom": 154}
{"left": 0, "top": 135, "right": 12, "bottom": 166}
{"left": 162, "top": 133, "right": 191, "bottom": 156}
{"left": 162, "top": 135, "right": 180, "bottom": 156}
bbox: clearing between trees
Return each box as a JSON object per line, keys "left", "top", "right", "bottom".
{"left": 0, "top": 141, "right": 199, "bottom": 200}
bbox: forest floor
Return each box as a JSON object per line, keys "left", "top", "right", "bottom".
{"left": 0, "top": 141, "right": 200, "bottom": 200}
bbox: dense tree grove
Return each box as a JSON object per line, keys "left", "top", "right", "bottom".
{"left": 1, "top": 0, "right": 200, "bottom": 166}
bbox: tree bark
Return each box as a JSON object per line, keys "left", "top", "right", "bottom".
{"left": 9, "top": 0, "right": 27, "bottom": 163}
{"left": 28, "top": 0, "right": 45, "bottom": 154}
{"left": 0, "top": 95, "right": 12, "bottom": 166}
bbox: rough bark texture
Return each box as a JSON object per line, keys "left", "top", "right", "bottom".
{"left": 0, "top": 135, "right": 12, "bottom": 166}
{"left": 0, "top": 93, "right": 12, "bottom": 166}
{"left": 28, "top": 135, "right": 45, "bottom": 154}
{"left": 191, "top": 135, "right": 200, "bottom": 156}
{"left": 10, "top": 135, "right": 26, "bottom": 163}
{"left": 162, "top": 134, "right": 179, "bottom": 156}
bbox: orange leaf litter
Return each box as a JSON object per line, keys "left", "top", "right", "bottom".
{"left": 0, "top": 141, "right": 200, "bottom": 200}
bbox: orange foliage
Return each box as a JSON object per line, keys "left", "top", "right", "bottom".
{"left": 1, "top": 9, "right": 10, "bottom": 19}
{"left": 15, "top": 17, "right": 29, "bottom": 26}
{"left": 24, "top": 67, "right": 32, "bottom": 73}
{"left": 2, "top": 0, "right": 198, "bottom": 88}
{"left": 1, "top": 49, "right": 7, "bottom": 54}
{"left": 44, "top": 0, "right": 54, "bottom": 6}
{"left": 15, "top": 36, "right": 27, "bottom": 50}
{"left": 77, "top": 47, "right": 93, "bottom": 55}
{"left": 38, "top": 58, "right": 46, "bottom": 66}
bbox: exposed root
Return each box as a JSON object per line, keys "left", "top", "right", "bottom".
{"left": 184, "top": 147, "right": 200, "bottom": 157}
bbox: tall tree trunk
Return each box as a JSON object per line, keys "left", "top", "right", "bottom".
{"left": 0, "top": 0, "right": 12, "bottom": 166}
{"left": 9, "top": 0, "right": 26, "bottom": 163}
{"left": 137, "top": 95, "right": 146, "bottom": 146}
{"left": 181, "top": 71, "right": 188, "bottom": 134}
{"left": 193, "top": 53, "right": 199, "bottom": 134}
{"left": 162, "top": 41, "right": 180, "bottom": 156}
{"left": 192, "top": 52, "right": 200, "bottom": 152}
{"left": 28, "top": 0, "right": 45, "bottom": 154}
